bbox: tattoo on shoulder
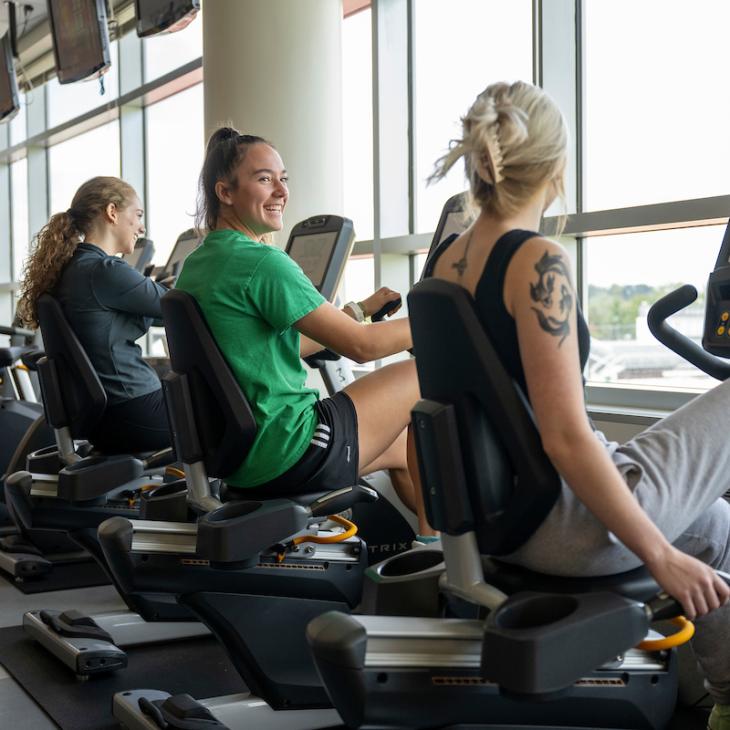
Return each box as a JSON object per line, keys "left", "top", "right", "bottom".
{"left": 529, "top": 251, "right": 573, "bottom": 346}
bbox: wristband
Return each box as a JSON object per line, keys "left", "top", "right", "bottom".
{"left": 345, "top": 301, "right": 365, "bottom": 323}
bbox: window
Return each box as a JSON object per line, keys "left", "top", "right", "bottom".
{"left": 342, "top": 8, "right": 374, "bottom": 241}
{"left": 9, "top": 93, "right": 27, "bottom": 146}
{"left": 47, "top": 42, "right": 120, "bottom": 128}
{"left": 339, "top": 255, "right": 375, "bottom": 306}
{"left": 145, "top": 83, "right": 204, "bottom": 265}
{"left": 0, "top": 293, "right": 12, "bottom": 330}
{"left": 584, "top": 1, "right": 730, "bottom": 211}
{"left": 413, "top": 0, "right": 532, "bottom": 233}
{"left": 11, "top": 158, "right": 28, "bottom": 279}
{"left": 48, "top": 121, "right": 121, "bottom": 214}
{"left": 143, "top": 16, "right": 203, "bottom": 82}
{"left": 585, "top": 226, "right": 721, "bottom": 391}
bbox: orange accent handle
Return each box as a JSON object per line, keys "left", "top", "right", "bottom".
{"left": 637, "top": 616, "right": 694, "bottom": 651}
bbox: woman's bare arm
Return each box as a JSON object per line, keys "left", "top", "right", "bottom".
{"left": 295, "top": 301, "right": 411, "bottom": 363}
{"left": 505, "top": 237, "right": 729, "bottom": 618}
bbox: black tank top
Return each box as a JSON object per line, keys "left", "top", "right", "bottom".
{"left": 423, "top": 229, "right": 590, "bottom": 398}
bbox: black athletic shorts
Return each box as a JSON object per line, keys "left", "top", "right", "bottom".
{"left": 237, "top": 391, "right": 360, "bottom": 498}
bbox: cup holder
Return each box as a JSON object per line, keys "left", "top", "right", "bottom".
{"left": 363, "top": 548, "right": 444, "bottom": 618}
{"left": 377, "top": 548, "right": 444, "bottom": 578}
{"left": 493, "top": 594, "right": 579, "bottom": 630}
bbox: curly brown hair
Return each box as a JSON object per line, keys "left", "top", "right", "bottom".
{"left": 17, "top": 176, "right": 137, "bottom": 328}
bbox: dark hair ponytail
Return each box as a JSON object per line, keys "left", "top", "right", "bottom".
{"left": 196, "top": 126, "right": 270, "bottom": 232}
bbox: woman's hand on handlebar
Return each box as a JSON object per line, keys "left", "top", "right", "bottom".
{"left": 361, "top": 287, "right": 402, "bottom": 319}
{"left": 645, "top": 545, "right": 730, "bottom": 620}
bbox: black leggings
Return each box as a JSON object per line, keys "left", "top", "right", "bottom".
{"left": 94, "top": 389, "right": 172, "bottom": 454}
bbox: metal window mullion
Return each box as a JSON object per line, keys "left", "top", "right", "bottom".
{"left": 119, "top": 30, "right": 146, "bottom": 209}
{"left": 532, "top": 0, "right": 543, "bottom": 87}
{"left": 575, "top": 0, "right": 584, "bottom": 301}
{"left": 0, "top": 161, "right": 11, "bottom": 285}
{"left": 371, "top": 0, "right": 382, "bottom": 289}
{"left": 575, "top": 0, "right": 584, "bottom": 217}
{"left": 407, "top": 0, "right": 416, "bottom": 235}
{"left": 25, "top": 84, "right": 49, "bottom": 259}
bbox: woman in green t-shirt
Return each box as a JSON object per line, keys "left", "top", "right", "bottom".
{"left": 177, "top": 127, "right": 434, "bottom": 539}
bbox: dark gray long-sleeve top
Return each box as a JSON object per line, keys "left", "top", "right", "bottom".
{"left": 55, "top": 243, "right": 169, "bottom": 405}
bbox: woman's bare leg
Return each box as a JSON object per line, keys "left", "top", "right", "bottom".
{"left": 343, "top": 359, "right": 433, "bottom": 534}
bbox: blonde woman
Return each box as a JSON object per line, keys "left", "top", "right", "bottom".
{"left": 17, "top": 176, "right": 172, "bottom": 454}
{"left": 425, "top": 80, "right": 730, "bottom": 729}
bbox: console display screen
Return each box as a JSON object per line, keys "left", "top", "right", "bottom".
{"left": 438, "top": 211, "right": 468, "bottom": 246}
{"left": 48, "top": 0, "right": 110, "bottom": 84}
{"left": 165, "top": 233, "right": 201, "bottom": 276}
{"left": 288, "top": 232, "right": 338, "bottom": 290}
{"left": 123, "top": 247, "right": 144, "bottom": 269}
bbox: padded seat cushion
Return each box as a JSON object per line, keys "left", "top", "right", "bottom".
{"left": 484, "top": 558, "right": 658, "bottom": 602}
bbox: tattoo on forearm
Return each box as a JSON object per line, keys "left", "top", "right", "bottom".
{"left": 529, "top": 251, "right": 573, "bottom": 346}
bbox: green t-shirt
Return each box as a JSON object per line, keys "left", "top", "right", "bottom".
{"left": 175, "top": 229, "right": 326, "bottom": 488}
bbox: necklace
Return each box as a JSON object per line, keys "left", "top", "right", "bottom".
{"left": 451, "top": 230, "right": 474, "bottom": 278}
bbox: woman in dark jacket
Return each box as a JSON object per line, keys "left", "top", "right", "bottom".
{"left": 17, "top": 176, "right": 171, "bottom": 453}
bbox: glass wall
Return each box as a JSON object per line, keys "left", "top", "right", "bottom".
{"left": 0, "top": 1, "right": 726, "bottom": 411}
{"left": 584, "top": 0, "right": 730, "bottom": 211}
{"left": 9, "top": 94, "right": 27, "bottom": 146}
{"left": 47, "top": 43, "right": 121, "bottom": 128}
{"left": 10, "top": 158, "right": 29, "bottom": 280}
{"left": 143, "top": 15, "right": 203, "bottom": 82}
{"left": 342, "top": 8, "right": 374, "bottom": 241}
{"left": 48, "top": 121, "right": 122, "bottom": 215}
{"left": 413, "top": 0, "right": 533, "bottom": 232}
{"left": 145, "top": 83, "right": 205, "bottom": 265}
{"left": 585, "top": 226, "right": 720, "bottom": 391}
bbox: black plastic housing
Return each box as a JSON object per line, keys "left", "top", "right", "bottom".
{"left": 196, "top": 499, "right": 310, "bottom": 564}
{"left": 481, "top": 591, "right": 649, "bottom": 697}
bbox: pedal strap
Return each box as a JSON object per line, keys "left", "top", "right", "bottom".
{"left": 39, "top": 609, "right": 115, "bottom": 643}
{"left": 139, "top": 694, "right": 229, "bottom": 729}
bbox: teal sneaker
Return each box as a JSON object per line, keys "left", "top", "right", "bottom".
{"left": 709, "top": 704, "right": 730, "bottom": 730}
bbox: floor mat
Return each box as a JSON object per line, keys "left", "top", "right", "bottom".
{"left": 0, "top": 625, "right": 246, "bottom": 730}
{"left": 0, "top": 558, "right": 111, "bottom": 594}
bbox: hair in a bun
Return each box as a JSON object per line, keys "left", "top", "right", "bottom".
{"left": 430, "top": 81, "right": 568, "bottom": 229}
{"left": 196, "top": 125, "right": 273, "bottom": 232}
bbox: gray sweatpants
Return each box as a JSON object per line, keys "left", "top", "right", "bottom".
{"left": 503, "top": 377, "right": 730, "bottom": 703}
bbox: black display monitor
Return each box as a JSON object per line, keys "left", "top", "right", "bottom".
{"left": 288, "top": 232, "right": 339, "bottom": 290}
{"left": 135, "top": 0, "right": 200, "bottom": 38}
{"left": 286, "top": 216, "right": 355, "bottom": 302}
{"left": 47, "top": 0, "right": 111, "bottom": 84}
{"left": 0, "top": 34, "right": 20, "bottom": 123}
{"left": 122, "top": 238, "right": 155, "bottom": 272}
{"left": 417, "top": 193, "right": 471, "bottom": 280}
{"left": 164, "top": 229, "right": 202, "bottom": 278}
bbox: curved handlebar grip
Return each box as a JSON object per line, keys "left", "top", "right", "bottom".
{"left": 647, "top": 285, "right": 730, "bottom": 381}
{"left": 646, "top": 571, "right": 730, "bottom": 621}
{"left": 371, "top": 298, "right": 402, "bottom": 322}
{"left": 0, "top": 324, "right": 35, "bottom": 339}
{"left": 308, "top": 484, "right": 378, "bottom": 519}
